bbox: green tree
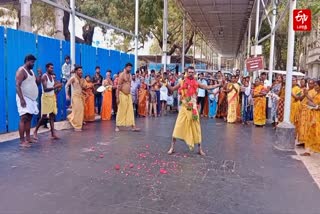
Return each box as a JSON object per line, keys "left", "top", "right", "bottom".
{"left": 259, "top": 0, "right": 320, "bottom": 70}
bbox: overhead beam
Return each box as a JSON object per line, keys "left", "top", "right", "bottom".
{"left": 38, "top": 0, "right": 134, "bottom": 36}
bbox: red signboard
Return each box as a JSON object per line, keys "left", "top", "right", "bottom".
{"left": 246, "top": 56, "right": 264, "bottom": 72}
{"left": 293, "top": 9, "right": 312, "bottom": 31}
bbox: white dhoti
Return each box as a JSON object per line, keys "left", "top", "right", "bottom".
{"left": 16, "top": 95, "right": 39, "bottom": 116}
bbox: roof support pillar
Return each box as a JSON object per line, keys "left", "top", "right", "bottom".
{"left": 134, "top": 0, "right": 139, "bottom": 72}
{"left": 162, "top": 0, "right": 168, "bottom": 72}
{"left": 253, "top": 0, "right": 260, "bottom": 81}
{"left": 283, "top": 0, "right": 296, "bottom": 124}
{"left": 70, "top": 0, "right": 75, "bottom": 69}
{"left": 274, "top": 0, "right": 297, "bottom": 151}
{"left": 181, "top": 14, "right": 186, "bottom": 73}
{"left": 268, "top": 0, "right": 276, "bottom": 82}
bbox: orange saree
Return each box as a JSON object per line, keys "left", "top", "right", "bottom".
{"left": 101, "top": 87, "right": 113, "bottom": 121}
{"left": 138, "top": 83, "right": 148, "bottom": 117}
{"left": 84, "top": 82, "right": 95, "bottom": 122}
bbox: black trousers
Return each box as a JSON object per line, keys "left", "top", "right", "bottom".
{"left": 197, "top": 96, "right": 205, "bottom": 115}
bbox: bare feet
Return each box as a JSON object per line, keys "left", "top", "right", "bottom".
{"left": 115, "top": 127, "right": 120, "bottom": 132}
{"left": 20, "top": 142, "right": 31, "bottom": 148}
{"left": 198, "top": 146, "right": 206, "bottom": 156}
{"left": 300, "top": 152, "right": 311, "bottom": 156}
{"left": 33, "top": 131, "right": 38, "bottom": 140}
{"left": 51, "top": 134, "right": 60, "bottom": 140}
{"left": 167, "top": 146, "right": 175, "bottom": 155}
{"left": 27, "top": 137, "right": 37, "bottom": 144}
{"left": 131, "top": 127, "right": 140, "bottom": 132}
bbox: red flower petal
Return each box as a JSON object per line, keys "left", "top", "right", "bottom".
{"left": 129, "top": 163, "right": 134, "bottom": 168}
{"left": 99, "top": 154, "right": 104, "bottom": 158}
{"left": 160, "top": 169, "right": 168, "bottom": 174}
{"left": 114, "top": 165, "right": 121, "bottom": 170}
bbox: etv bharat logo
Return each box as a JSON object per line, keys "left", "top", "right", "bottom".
{"left": 293, "top": 9, "right": 312, "bottom": 31}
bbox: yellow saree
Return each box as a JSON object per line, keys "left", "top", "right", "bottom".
{"left": 297, "top": 89, "right": 316, "bottom": 143}
{"left": 227, "top": 83, "right": 239, "bottom": 123}
{"left": 306, "top": 93, "right": 320, "bottom": 152}
{"left": 253, "top": 85, "right": 266, "bottom": 126}
{"left": 290, "top": 85, "right": 302, "bottom": 126}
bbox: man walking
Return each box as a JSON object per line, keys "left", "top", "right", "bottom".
{"left": 33, "top": 63, "right": 62, "bottom": 140}
{"left": 15, "top": 54, "right": 42, "bottom": 147}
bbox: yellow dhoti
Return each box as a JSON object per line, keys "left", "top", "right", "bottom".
{"left": 41, "top": 94, "right": 57, "bottom": 115}
{"left": 172, "top": 105, "right": 201, "bottom": 150}
{"left": 116, "top": 91, "right": 135, "bottom": 127}
{"left": 68, "top": 94, "right": 84, "bottom": 130}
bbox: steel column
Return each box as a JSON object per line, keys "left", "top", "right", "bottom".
{"left": 134, "top": 0, "right": 139, "bottom": 72}
{"left": 283, "top": 0, "right": 296, "bottom": 123}
{"left": 182, "top": 15, "right": 186, "bottom": 73}
{"left": 162, "top": 0, "right": 168, "bottom": 72}
{"left": 70, "top": 0, "right": 75, "bottom": 69}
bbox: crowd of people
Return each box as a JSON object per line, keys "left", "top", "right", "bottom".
{"left": 15, "top": 54, "right": 320, "bottom": 156}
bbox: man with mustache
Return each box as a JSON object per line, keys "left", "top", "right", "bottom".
{"left": 15, "top": 54, "right": 42, "bottom": 147}
{"left": 167, "top": 66, "right": 220, "bottom": 156}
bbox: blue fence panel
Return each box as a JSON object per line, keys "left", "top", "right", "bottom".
{"left": 96, "top": 48, "right": 108, "bottom": 75}
{"left": 0, "top": 27, "right": 6, "bottom": 133}
{"left": 119, "top": 52, "right": 127, "bottom": 70}
{"left": 37, "top": 35, "right": 66, "bottom": 121}
{"left": 6, "top": 29, "right": 37, "bottom": 131}
{"left": 81, "top": 44, "right": 96, "bottom": 77}
{"left": 128, "top": 54, "right": 135, "bottom": 71}
{"left": 108, "top": 50, "right": 121, "bottom": 75}
{"left": 61, "top": 41, "right": 81, "bottom": 67}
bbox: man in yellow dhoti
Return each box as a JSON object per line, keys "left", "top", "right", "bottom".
{"left": 66, "top": 66, "right": 85, "bottom": 131}
{"left": 115, "top": 63, "right": 140, "bottom": 132}
{"left": 167, "top": 66, "right": 221, "bottom": 156}
{"left": 297, "top": 79, "right": 316, "bottom": 145}
{"left": 34, "top": 63, "right": 62, "bottom": 140}
{"left": 290, "top": 77, "right": 302, "bottom": 127}
{"left": 225, "top": 75, "right": 240, "bottom": 123}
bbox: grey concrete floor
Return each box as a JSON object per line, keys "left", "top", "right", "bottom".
{"left": 0, "top": 114, "right": 319, "bottom": 214}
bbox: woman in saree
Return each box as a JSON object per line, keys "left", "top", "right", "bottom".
{"left": 208, "top": 79, "right": 219, "bottom": 118}
{"left": 253, "top": 78, "right": 267, "bottom": 127}
{"left": 290, "top": 77, "right": 302, "bottom": 127}
{"left": 83, "top": 75, "right": 95, "bottom": 122}
{"left": 216, "top": 79, "right": 228, "bottom": 121}
{"left": 225, "top": 76, "right": 240, "bottom": 123}
{"left": 301, "top": 80, "right": 320, "bottom": 156}
{"left": 101, "top": 72, "right": 113, "bottom": 121}
{"left": 297, "top": 79, "right": 317, "bottom": 146}
{"left": 270, "top": 75, "right": 283, "bottom": 128}
{"left": 138, "top": 77, "right": 148, "bottom": 117}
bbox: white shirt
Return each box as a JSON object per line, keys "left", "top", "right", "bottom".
{"left": 197, "top": 79, "right": 207, "bottom": 97}
{"left": 263, "top": 79, "right": 271, "bottom": 88}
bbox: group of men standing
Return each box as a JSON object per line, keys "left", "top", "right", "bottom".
{"left": 15, "top": 55, "right": 141, "bottom": 147}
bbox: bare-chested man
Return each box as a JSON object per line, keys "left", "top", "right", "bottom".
{"left": 66, "top": 66, "right": 85, "bottom": 131}
{"left": 115, "top": 63, "right": 140, "bottom": 132}
{"left": 16, "top": 54, "right": 42, "bottom": 147}
{"left": 33, "top": 63, "right": 62, "bottom": 140}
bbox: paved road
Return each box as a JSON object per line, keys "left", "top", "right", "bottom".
{"left": 0, "top": 115, "right": 320, "bottom": 214}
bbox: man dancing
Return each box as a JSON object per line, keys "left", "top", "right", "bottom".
{"left": 15, "top": 54, "right": 42, "bottom": 147}
{"left": 115, "top": 63, "right": 140, "bottom": 132}
{"left": 33, "top": 63, "right": 62, "bottom": 140}
{"left": 167, "top": 66, "right": 220, "bottom": 156}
